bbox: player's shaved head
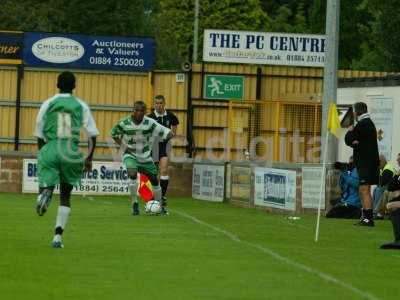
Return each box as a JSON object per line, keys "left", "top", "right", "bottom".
{"left": 57, "top": 71, "right": 76, "bottom": 93}
{"left": 133, "top": 100, "right": 147, "bottom": 111}
{"left": 132, "top": 100, "right": 146, "bottom": 124}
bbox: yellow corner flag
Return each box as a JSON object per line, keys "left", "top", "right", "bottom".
{"left": 327, "top": 103, "right": 341, "bottom": 138}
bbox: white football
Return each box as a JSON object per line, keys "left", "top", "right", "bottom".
{"left": 145, "top": 200, "right": 162, "bottom": 215}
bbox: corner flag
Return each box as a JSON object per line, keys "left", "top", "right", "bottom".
{"left": 137, "top": 173, "right": 153, "bottom": 202}
{"left": 327, "top": 103, "right": 341, "bottom": 138}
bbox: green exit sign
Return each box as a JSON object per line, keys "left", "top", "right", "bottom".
{"left": 204, "top": 74, "right": 244, "bottom": 100}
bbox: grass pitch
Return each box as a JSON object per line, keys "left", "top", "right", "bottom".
{"left": 0, "top": 193, "right": 399, "bottom": 300}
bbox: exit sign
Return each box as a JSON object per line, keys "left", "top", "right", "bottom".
{"left": 204, "top": 74, "right": 244, "bottom": 100}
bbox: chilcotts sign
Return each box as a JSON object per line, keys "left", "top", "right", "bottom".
{"left": 23, "top": 32, "right": 155, "bottom": 72}
{"left": 203, "top": 29, "right": 326, "bottom": 67}
{"left": 204, "top": 74, "right": 244, "bottom": 100}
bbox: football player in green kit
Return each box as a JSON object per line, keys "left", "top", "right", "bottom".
{"left": 35, "top": 71, "right": 99, "bottom": 248}
{"left": 110, "top": 100, "right": 173, "bottom": 215}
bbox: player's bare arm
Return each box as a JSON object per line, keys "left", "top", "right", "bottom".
{"left": 112, "top": 136, "right": 122, "bottom": 146}
{"left": 85, "top": 136, "right": 97, "bottom": 171}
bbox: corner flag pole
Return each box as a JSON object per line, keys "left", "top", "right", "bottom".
{"left": 316, "top": 0, "right": 341, "bottom": 242}
{"left": 315, "top": 103, "right": 340, "bottom": 242}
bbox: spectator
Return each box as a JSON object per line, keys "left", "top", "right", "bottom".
{"left": 326, "top": 156, "right": 361, "bottom": 219}
{"left": 372, "top": 155, "right": 396, "bottom": 219}
{"left": 345, "top": 102, "right": 380, "bottom": 226}
{"left": 380, "top": 177, "right": 400, "bottom": 249}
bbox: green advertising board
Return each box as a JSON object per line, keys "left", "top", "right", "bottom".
{"left": 204, "top": 74, "right": 244, "bottom": 100}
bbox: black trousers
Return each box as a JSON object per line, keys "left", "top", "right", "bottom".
{"left": 326, "top": 204, "right": 361, "bottom": 219}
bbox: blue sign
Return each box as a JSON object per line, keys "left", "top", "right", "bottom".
{"left": 264, "top": 173, "right": 286, "bottom": 205}
{"left": 23, "top": 32, "right": 155, "bottom": 72}
{"left": 0, "top": 31, "right": 23, "bottom": 64}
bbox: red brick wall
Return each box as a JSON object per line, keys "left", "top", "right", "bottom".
{"left": 0, "top": 156, "right": 23, "bottom": 193}
{"left": 0, "top": 155, "right": 193, "bottom": 197}
{"left": 168, "top": 162, "right": 193, "bottom": 197}
{"left": 0, "top": 155, "right": 339, "bottom": 212}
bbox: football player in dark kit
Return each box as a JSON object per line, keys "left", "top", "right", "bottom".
{"left": 148, "top": 95, "right": 179, "bottom": 214}
{"left": 345, "top": 102, "right": 380, "bottom": 226}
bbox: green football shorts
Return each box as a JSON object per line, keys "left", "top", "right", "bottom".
{"left": 37, "top": 141, "right": 84, "bottom": 188}
{"left": 123, "top": 154, "right": 158, "bottom": 178}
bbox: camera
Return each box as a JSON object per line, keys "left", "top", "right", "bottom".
{"left": 341, "top": 106, "right": 354, "bottom": 128}
{"left": 334, "top": 162, "right": 350, "bottom": 172}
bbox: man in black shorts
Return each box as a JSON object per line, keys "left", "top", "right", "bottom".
{"left": 345, "top": 102, "right": 379, "bottom": 226}
{"left": 148, "top": 95, "right": 179, "bottom": 214}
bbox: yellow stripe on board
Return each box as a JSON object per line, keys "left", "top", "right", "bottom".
{"left": 0, "top": 30, "right": 23, "bottom": 33}
{"left": 0, "top": 59, "right": 22, "bottom": 65}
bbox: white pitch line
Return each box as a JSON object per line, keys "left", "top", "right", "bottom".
{"left": 82, "top": 196, "right": 113, "bottom": 205}
{"left": 173, "top": 209, "right": 380, "bottom": 300}
{"left": 130, "top": 230, "right": 220, "bottom": 237}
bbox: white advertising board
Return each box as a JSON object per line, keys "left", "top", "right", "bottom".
{"left": 203, "top": 29, "right": 326, "bottom": 67}
{"left": 302, "top": 167, "right": 325, "bottom": 209}
{"left": 192, "top": 164, "right": 225, "bottom": 202}
{"left": 23, "top": 159, "right": 129, "bottom": 195}
{"left": 254, "top": 167, "right": 297, "bottom": 211}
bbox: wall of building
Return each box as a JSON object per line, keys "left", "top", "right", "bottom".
{"left": 0, "top": 64, "right": 388, "bottom": 162}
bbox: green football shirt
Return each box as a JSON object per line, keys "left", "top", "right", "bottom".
{"left": 35, "top": 93, "right": 99, "bottom": 144}
{"left": 111, "top": 115, "right": 170, "bottom": 162}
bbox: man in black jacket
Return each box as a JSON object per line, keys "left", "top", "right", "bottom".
{"left": 148, "top": 95, "right": 179, "bottom": 214}
{"left": 345, "top": 102, "right": 379, "bottom": 226}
